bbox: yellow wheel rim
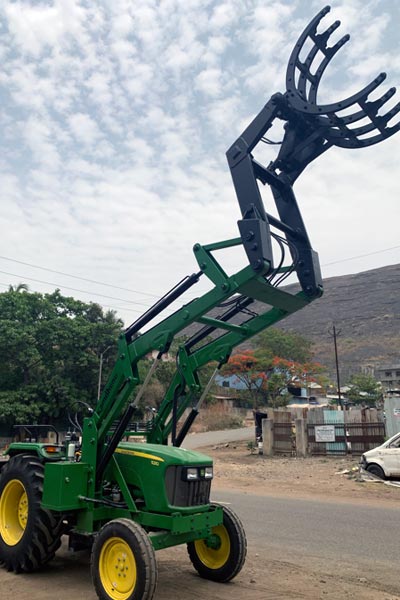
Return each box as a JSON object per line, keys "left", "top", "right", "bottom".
{"left": 99, "top": 536, "right": 137, "bottom": 600}
{"left": 0, "top": 479, "right": 28, "bottom": 546}
{"left": 194, "top": 524, "right": 231, "bottom": 570}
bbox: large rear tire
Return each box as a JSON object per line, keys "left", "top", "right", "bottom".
{"left": 91, "top": 518, "right": 158, "bottom": 600}
{"left": 187, "top": 503, "right": 247, "bottom": 582}
{"left": 0, "top": 454, "right": 63, "bottom": 573}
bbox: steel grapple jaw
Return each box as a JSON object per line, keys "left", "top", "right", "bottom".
{"left": 227, "top": 6, "right": 400, "bottom": 297}
{"left": 286, "top": 5, "right": 400, "bottom": 150}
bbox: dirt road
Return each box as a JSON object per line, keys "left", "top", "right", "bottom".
{"left": 1, "top": 442, "right": 400, "bottom": 600}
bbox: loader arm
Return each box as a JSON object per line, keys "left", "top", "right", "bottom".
{"left": 79, "top": 4, "right": 400, "bottom": 489}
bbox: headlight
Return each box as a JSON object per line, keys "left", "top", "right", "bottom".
{"left": 204, "top": 466, "right": 213, "bottom": 479}
{"left": 185, "top": 467, "right": 199, "bottom": 481}
{"left": 182, "top": 466, "right": 213, "bottom": 481}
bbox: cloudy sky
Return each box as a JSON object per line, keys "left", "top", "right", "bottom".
{"left": 0, "top": 0, "right": 399, "bottom": 328}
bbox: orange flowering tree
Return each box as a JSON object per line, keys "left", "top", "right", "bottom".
{"left": 268, "top": 357, "right": 328, "bottom": 407}
{"left": 223, "top": 351, "right": 328, "bottom": 408}
{"left": 222, "top": 349, "right": 272, "bottom": 407}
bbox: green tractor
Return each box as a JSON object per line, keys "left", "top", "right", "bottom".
{"left": 0, "top": 7, "right": 398, "bottom": 600}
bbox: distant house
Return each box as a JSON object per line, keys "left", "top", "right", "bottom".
{"left": 375, "top": 364, "right": 400, "bottom": 391}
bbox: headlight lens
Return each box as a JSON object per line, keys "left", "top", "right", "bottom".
{"left": 204, "top": 466, "right": 213, "bottom": 479}
{"left": 186, "top": 467, "right": 199, "bottom": 481}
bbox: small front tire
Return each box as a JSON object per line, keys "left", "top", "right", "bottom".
{"left": 91, "top": 518, "right": 157, "bottom": 600}
{"left": 366, "top": 463, "right": 386, "bottom": 479}
{"left": 187, "top": 503, "right": 247, "bottom": 582}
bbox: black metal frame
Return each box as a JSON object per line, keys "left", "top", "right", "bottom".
{"left": 227, "top": 5, "right": 399, "bottom": 298}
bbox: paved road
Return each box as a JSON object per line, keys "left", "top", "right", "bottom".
{"left": 1, "top": 487, "right": 399, "bottom": 599}
{"left": 213, "top": 488, "right": 400, "bottom": 594}
{"left": 182, "top": 426, "right": 254, "bottom": 449}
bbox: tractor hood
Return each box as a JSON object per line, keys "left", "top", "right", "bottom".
{"left": 115, "top": 442, "right": 212, "bottom": 467}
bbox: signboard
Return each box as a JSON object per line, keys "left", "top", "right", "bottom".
{"left": 394, "top": 408, "right": 400, "bottom": 418}
{"left": 315, "top": 425, "right": 336, "bottom": 443}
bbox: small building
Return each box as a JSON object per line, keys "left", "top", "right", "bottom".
{"left": 375, "top": 364, "right": 400, "bottom": 391}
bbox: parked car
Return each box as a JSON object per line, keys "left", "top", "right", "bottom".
{"left": 360, "top": 432, "right": 400, "bottom": 479}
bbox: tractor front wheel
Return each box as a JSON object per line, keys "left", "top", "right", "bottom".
{"left": 187, "top": 503, "right": 247, "bottom": 582}
{"left": 91, "top": 518, "right": 158, "bottom": 600}
{"left": 0, "top": 454, "right": 63, "bottom": 572}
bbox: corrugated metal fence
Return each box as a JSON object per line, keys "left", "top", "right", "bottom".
{"left": 306, "top": 408, "right": 385, "bottom": 456}
{"left": 266, "top": 408, "right": 385, "bottom": 457}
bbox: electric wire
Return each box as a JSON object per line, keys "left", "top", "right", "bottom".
{"left": 323, "top": 245, "right": 400, "bottom": 267}
{"left": 0, "top": 255, "right": 161, "bottom": 299}
{"left": 0, "top": 269, "right": 156, "bottom": 307}
{"left": 0, "top": 243, "right": 398, "bottom": 304}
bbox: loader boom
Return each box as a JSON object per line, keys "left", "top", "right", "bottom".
{"left": 87, "top": 5, "right": 400, "bottom": 482}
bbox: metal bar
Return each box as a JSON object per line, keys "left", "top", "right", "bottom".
{"left": 196, "top": 316, "right": 248, "bottom": 335}
{"left": 125, "top": 271, "right": 202, "bottom": 343}
{"left": 174, "top": 368, "right": 219, "bottom": 448}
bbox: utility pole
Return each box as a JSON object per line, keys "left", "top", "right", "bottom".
{"left": 328, "top": 324, "right": 343, "bottom": 410}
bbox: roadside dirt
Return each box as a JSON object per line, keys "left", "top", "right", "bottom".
{"left": 210, "top": 441, "right": 400, "bottom": 507}
{"left": 1, "top": 444, "right": 400, "bottom": 600}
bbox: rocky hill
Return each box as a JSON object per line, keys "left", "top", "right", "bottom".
{"left": 272, "top": 263, "right": 400, "bottom": 382}
{"left": 184, "top": 263, "right": 400, "bottom": 384}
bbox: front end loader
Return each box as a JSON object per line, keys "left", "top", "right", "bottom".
{"left": 0, "top": 7, "right": 398, "bottom": 600}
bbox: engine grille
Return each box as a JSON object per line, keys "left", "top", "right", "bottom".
{"left": 165, "top": 466, "right": 211, "bottom": 507}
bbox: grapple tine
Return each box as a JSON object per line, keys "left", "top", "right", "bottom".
{"left": 330, "top": 122, "right": 400, "bottom": 148}
{"left": 288, "top": 72, "right": 387, "bottom": 115}
{"left": 323, "top": 88, "right": 397, "bottom": 127}
{"left": 321, "top": 98, "right": 400, "bottom": 148}
{"left": 312, "top": 19, "right": 341, "bottom": 50}
{"left": 286, "top": 6, "right": 332, "bottom": 94}
{"left": 309, "top": 34, "right": 350, "bottom": 104}
{"left": 297, "top": 25, "right": 347, "bottom": 100}
{"left": 361, "top": 87, "right": 397, "bottom": 119}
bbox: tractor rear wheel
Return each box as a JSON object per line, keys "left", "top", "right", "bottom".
{"left": 187, "top": 503, "right": 247, "bottom": 582}
{"left": 91, "top": 518, "right": 158, "bottom": 600}
{"left": 0, "top": 454, "right": 63, "bottom": 572}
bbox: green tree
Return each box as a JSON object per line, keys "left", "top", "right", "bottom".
{"left": 0, "top": 289, "right": 123, "bottom": 425}
{"left": 135, "top": 336, "right": 218, "bottom": 414}
{"left": 253, "top": 327, "right": 313, "bottom": 363}
{"left": 346, "top": 373, "right": 382, "bottom": 406}
{"left": 8, "top": 283, "right": 29, "bottom": 293}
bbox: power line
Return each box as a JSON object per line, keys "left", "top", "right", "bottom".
{"left": 322, "top": 245, "right": 400, "bottom": 267}
{"left": 0, "top": 243, "right": 398, "bottom": 311}
{"left": 1, "top": 243, "right": 399, "bottom": 299}
{"left": 0, "top": 269, "right": 157, "bottom": 308}
{"left": 0, "top": 255, "right": 161, "bottom": 299}
{"left": 0, "top": 279, "right": 152, "bottom": 316}
{"left": 0, "top": 254, "right": 209, "bottom": 303}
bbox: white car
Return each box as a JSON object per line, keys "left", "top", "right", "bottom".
{"left": 360, "top": 432, "right": 400, "bottom": 479}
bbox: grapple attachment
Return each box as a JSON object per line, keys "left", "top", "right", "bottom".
{"left": 286, "top": 5, "right": 400, "bottom": 149}
{"left": 227, "top": 5, "right": 400, "bottom": 297}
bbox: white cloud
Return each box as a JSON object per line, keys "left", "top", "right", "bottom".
{"left": 0, "top": 0, "right": 398, "bottom": 328}
{"left": 68, "top": 113, "right": 103, "bottom": 147}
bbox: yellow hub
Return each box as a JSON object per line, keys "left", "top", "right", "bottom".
{"left": 99, "top": 537, "right": 137, "bottom": 600}
{"left": 194, "top": 524, "right": 230, "bottom": 569}
{"left": 0, "top": 479, "right": 28, "bottom": 546}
